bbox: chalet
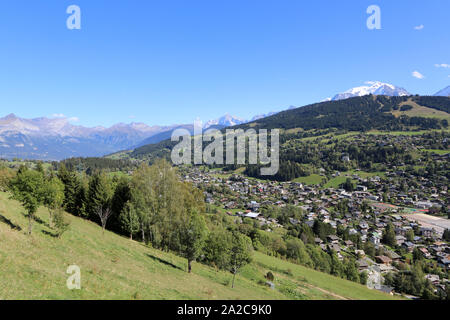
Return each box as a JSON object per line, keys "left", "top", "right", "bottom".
{"left": 375, "top": 255, "right": 392, "bottom": 265}
{"left": 425, "top": 274, "right": 440, "bottom": 286}
{"left": 344, "top": 240, "right": 354, "bottom": 248}
{"left": 328, "top": 243, "right": 341, "bottom": 253}
{"left": 357, "top": 259, "right": 369, "bottom": 271}
{"left": 369, "top": 232, "right": 381, "bottom": 245}
{"left": 355, "top": 249, "right": 365, "bottom": 257}
{"left": 402, "top": 241, "right": 415, "bottom": 252}
{"left": 418, "top": 247, "right": 432, "bottom": 259}
{"left": 395, "top": 235, "right": 406, "bottom": 245}
{"left": 314, "top": 238, "right": 323, "bottom": 245}
{"left": 374, "top": 284, "right": 394, "bottom": 295}
{"left": 327, "top": 235, "right": 340, "bottom": 244}
{"left": 356, "top": 185, "right": 368, "bottom": 192}
{"left": 420, "top": 227, "right": 434, "bottom": 238}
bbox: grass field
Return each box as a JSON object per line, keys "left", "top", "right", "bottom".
{"left": 292, "top": 174, "right": 324, "bottom": 185}
{"left": 423, "top": 149, "right": 450, "bottom": 155}
{"left": 391, "top": 100, "right": 450, "bottom": 121}
{"left": 323, "top": 176, "right": 353, "bottom": 189}
{"left": 0, "top": 192, "right": 397, "bottom": 300}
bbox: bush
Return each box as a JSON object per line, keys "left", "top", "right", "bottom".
{"left": 266, "top": 271, "right": 275, "bottom": 281}
{"left": 53, "top": 208, "right": 71, "bottom": 238}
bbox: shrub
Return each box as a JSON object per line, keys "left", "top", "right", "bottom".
{"left": 266, "top": 271, "right": 275, "bottom": 281}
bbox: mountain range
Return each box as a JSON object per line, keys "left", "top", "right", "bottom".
{"left": 1, "top": 82, "right": 448, "bottom": 160}
{"left": 0, "top": 113, "right": 252, "bottom": 160}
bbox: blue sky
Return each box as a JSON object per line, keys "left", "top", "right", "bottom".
{"left": 0, "top": 0, "right": 449, "bottom": 127}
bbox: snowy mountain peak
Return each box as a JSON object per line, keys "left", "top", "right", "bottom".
{"left": 434, "top": 85, "right": 450, "bottom": 97}
{"left": 332, "top": 81, "right": 411, "bottom": 101}
{"left": 203, "top": 113, "right": 246, "bottom": 129}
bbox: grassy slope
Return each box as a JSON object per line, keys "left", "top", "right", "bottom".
{"left": 0, "top": 192, "right": 396, "bottom": 300}
{"left": 391, "top": 99, "right": 450, "bottom": 121}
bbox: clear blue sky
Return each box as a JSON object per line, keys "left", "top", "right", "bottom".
{"left": 0, "top": 0, "right": 449, "bottom": 127}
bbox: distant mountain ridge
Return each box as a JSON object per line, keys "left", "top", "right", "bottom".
{"left": 0, "top": 113, "right": 258, "bottom": 160}
{"left": 434, "top": 86, "right": 450, "bottom": 97}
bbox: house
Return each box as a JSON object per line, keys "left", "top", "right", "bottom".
{"left": 385, "top": 250, "right": 401, "bottom": 261}
{"left": 244, "top": 212, "right": 260, "bottom": 219}
{"left": 328, "top": 243, "right": 341, "bottom": 253}
{"left": 425, "top": 274, "right": 440, "bottom": 286}
{"left": 355, "top": 249, "right": 365, "bottom": 257}
{"left": 356, "top": 185, "right": 368, "bottom": 192}
{"left": 438, "top": 256, "right": 450, "bottom": 270}
{"left": 395, "top": 235, "right": 406, "bottom": 245}
{"left": 327, "top": 235, "right": 340, "bottom": 244}
{"left": 344, "top": 240, "right": 354, "bottom": 248}
{"left": 421, "top": 227, "right": 434, "bottom": 238}
{"left": 314, "top": 237, "right": 323, "bottom": 245}
{"left": 369, "top": 232, "right": 381, "bottom": 245}
{"left": 359, "top": 221, "right": 369, "bottom": 230}
{"left": 418, "top": 247, "right": 433, "bottom": 259}
{"left": 374, "top": 284, "right": 394, "bottom": 295}
{"left": 402, "top": 241, "right": 415, "bottom": 252}
{"left": 357, "top": 259, "right": 369, "bottom": 271}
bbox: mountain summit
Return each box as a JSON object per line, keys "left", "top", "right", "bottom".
{"left": 203, "top": 113, "right": 246, "bottom": 129}
{"left": 434, "top": 85, "right": 450, "bottom": 97}
{"left": 332, "top": 81, "right": 410, "bottom": 101}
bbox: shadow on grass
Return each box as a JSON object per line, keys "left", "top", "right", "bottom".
{"left": 146, "top": 253, "right": 184, "bottom": 271}
{"left": 0, "top": 214, "right": 22, "bottom": 231}
{"left": 34, "top": 215, "right": 49, "bottom": 227}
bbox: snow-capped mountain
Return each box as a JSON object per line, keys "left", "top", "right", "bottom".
{"left": 203, "top": 113, "right": 246, "bottom": 129}
{"left": 332, "top": 81, "right": 411, "bottom": 101}
{"left": 434, "top": 86, "right": 450, "bottom": 97}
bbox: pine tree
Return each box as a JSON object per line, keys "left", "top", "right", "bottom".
{"left": 86, "top": 172, "right": 113, "bottom": 221}
{"left": 110, "top": 177, "right": 132, "bottom": 233}
{"left": 58, "top": 164, "right": 81, "bottom": 215}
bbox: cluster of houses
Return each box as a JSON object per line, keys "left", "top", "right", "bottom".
{"left": 182, "top": 166, "right": 449, "bottom": 296}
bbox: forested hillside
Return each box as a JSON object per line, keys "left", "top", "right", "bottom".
{"left": 232, "top": 95, "right": 449, "bottom": 131}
